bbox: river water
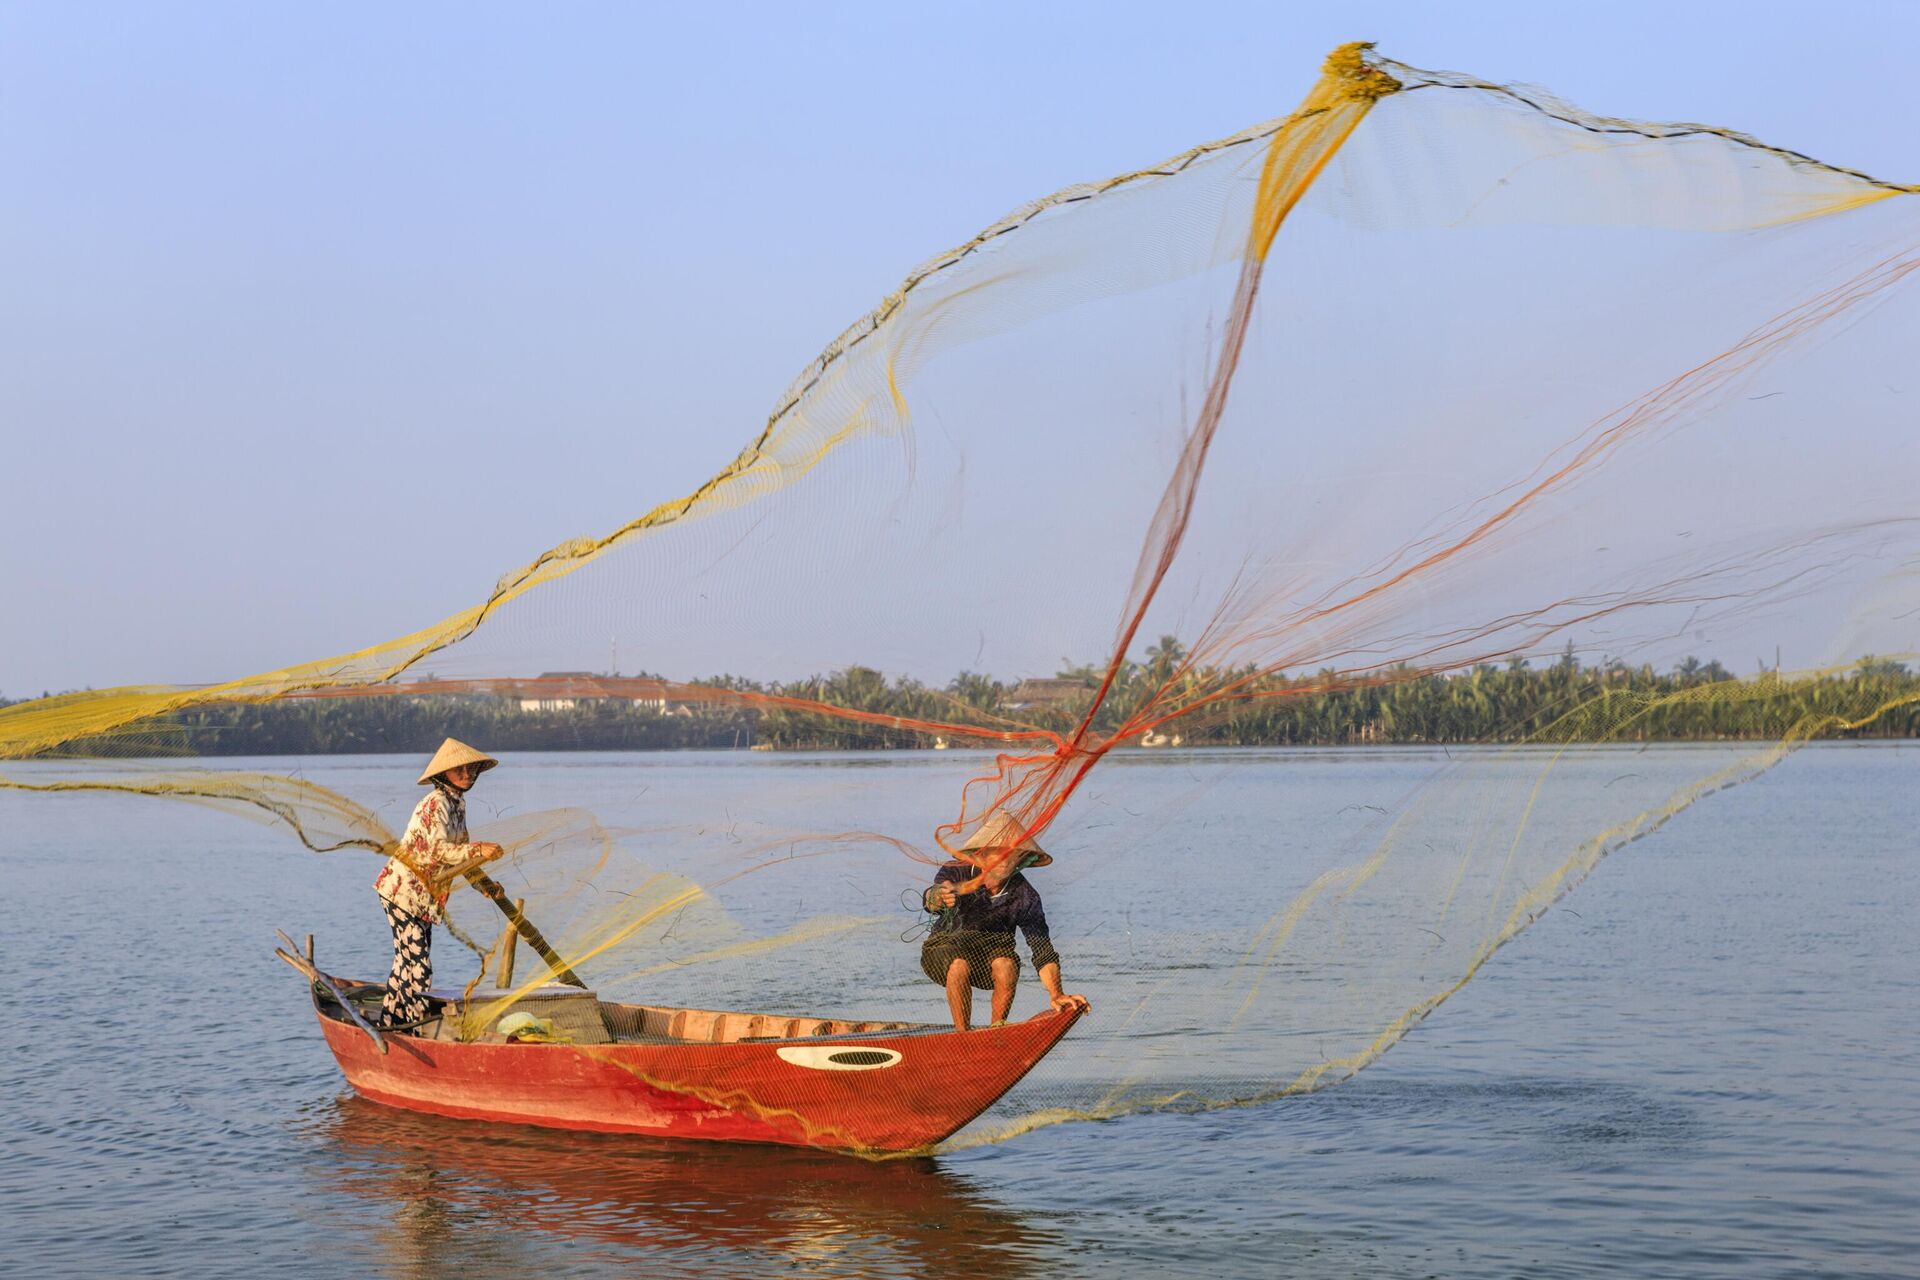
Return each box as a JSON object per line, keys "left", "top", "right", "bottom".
{"left": 2, "top": 744, "right": 1914, "bottom": 1278}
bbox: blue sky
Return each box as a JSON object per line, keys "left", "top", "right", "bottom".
{"left": 3, "top": 1, "right": 1916, "bottom": 694}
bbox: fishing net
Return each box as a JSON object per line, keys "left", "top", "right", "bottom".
{"left": 4, "top": 44, "right": 1916, "bottom": 1153}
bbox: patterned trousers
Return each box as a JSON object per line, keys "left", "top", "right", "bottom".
{"left": 380, "top": 900, "right": 434, "bottom": 1027}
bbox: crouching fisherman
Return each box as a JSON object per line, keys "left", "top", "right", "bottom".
{"left": 921, "top": 813, "right": 1090, "bottom": 1031}
{"left": 373, "top": 738, "right": 506, "bottom": 1027}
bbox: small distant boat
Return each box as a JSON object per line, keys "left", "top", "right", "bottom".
{"left": 933, "top": 736, "right": 949, "bottom": 750}
{"left": 289, "top": 962, "right": 1079, "bottom": 1155}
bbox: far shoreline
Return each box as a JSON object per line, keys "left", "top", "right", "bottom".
{"left": 11, "top": 738, "right": 1913, "bottom": 769}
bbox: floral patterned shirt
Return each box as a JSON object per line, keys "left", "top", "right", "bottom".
{"left": 373, "top": 783, "right": 481, "bottom": 922}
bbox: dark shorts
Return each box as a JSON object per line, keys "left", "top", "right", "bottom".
{"left": 921, "top": 931, "right": 1021, "bottom": 989}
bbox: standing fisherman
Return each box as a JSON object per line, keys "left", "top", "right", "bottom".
{"left": 373, "top": 738, "right": 506, "bottom": 1027}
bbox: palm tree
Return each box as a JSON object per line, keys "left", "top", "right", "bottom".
{"left": 1144, "top": 635, "right": 1187, "bottom": 685}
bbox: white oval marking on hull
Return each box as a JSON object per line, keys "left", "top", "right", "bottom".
{"left": 775, "top": 1045, "right": 904, "bottom": 1071}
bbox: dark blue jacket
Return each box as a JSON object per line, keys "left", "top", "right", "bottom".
{"left": 925, "top": 862, "right": 1060, "bottom": 969}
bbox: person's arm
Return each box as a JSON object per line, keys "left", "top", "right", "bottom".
{"left": 1035, "top": 961, "right": 1081, "bottom": 1007}
{"left": 435, "top": 842, "right": 506, "bottom": 886}
{"left": 1020, "top": 890, "right": 1090, "bottom": 1015}
{"left": 922, "top": 866, "right": 962, "bottom": 913}
{"left": 417, "top": 796, "right": 503, "bottom": 891}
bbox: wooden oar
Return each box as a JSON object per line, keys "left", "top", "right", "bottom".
{"left": 273, "top": 930, "right": 387, "bottom": 1054}
{"left": 459, "top": 867, "right": 587, "bottom": 989}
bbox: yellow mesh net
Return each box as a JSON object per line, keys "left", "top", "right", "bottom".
{"left": 4, "top": 44, "right": 1915, "bottom": 1154}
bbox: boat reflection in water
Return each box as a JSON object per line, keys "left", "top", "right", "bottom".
{"left": 310, "top": 1095, "right": 1058, "bottom": 1278}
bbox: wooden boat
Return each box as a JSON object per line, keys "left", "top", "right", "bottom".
{"left": 296, "top": 968, "right": 1080, "bottom": 1155}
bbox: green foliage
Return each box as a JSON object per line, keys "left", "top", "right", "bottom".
{"left": 102, "top": 654, "right": 1920, "bottom": 756}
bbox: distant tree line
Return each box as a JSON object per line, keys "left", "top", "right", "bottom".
{"left": 62, "top": 644, "right": 1920, "bottom": 756}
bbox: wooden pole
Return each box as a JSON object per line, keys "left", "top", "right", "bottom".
{"left": 274, "top": 930, "right": 387, "bottom": 1054}
{"left": 461, "top": 868, "right": 586, "bottom": 988}
{"left": 304, "top": 933, "right": 314, "bottom": 964}
{"left": 498, "top": 898, "right": 523, "bottom": 989}
{"left": 486, "top": 908, "right": 519, "bottom": 988}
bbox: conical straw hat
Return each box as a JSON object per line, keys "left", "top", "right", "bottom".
{"left": 957, "top": 812, "right": 1053, "bottom": 867}
{"left": 417, "top": 737, "right": 500, "bottom": 786}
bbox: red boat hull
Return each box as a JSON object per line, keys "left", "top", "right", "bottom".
{"left": 317, "top": 1004, "right": 1078, "bottom": 1154}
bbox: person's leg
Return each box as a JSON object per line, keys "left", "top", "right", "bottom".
{"left": 379, "top": 901, "right": 434, "bottom": 1027}
{"left": 944, "top": 957, "right": 974, "bottom": 1031}
{"left": 989, "top": 955, "right": 1019, "bottom": 1025}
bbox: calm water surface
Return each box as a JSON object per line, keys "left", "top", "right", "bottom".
{"left": 2, "top": 745, "right": 1914, "bottom": 1278}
